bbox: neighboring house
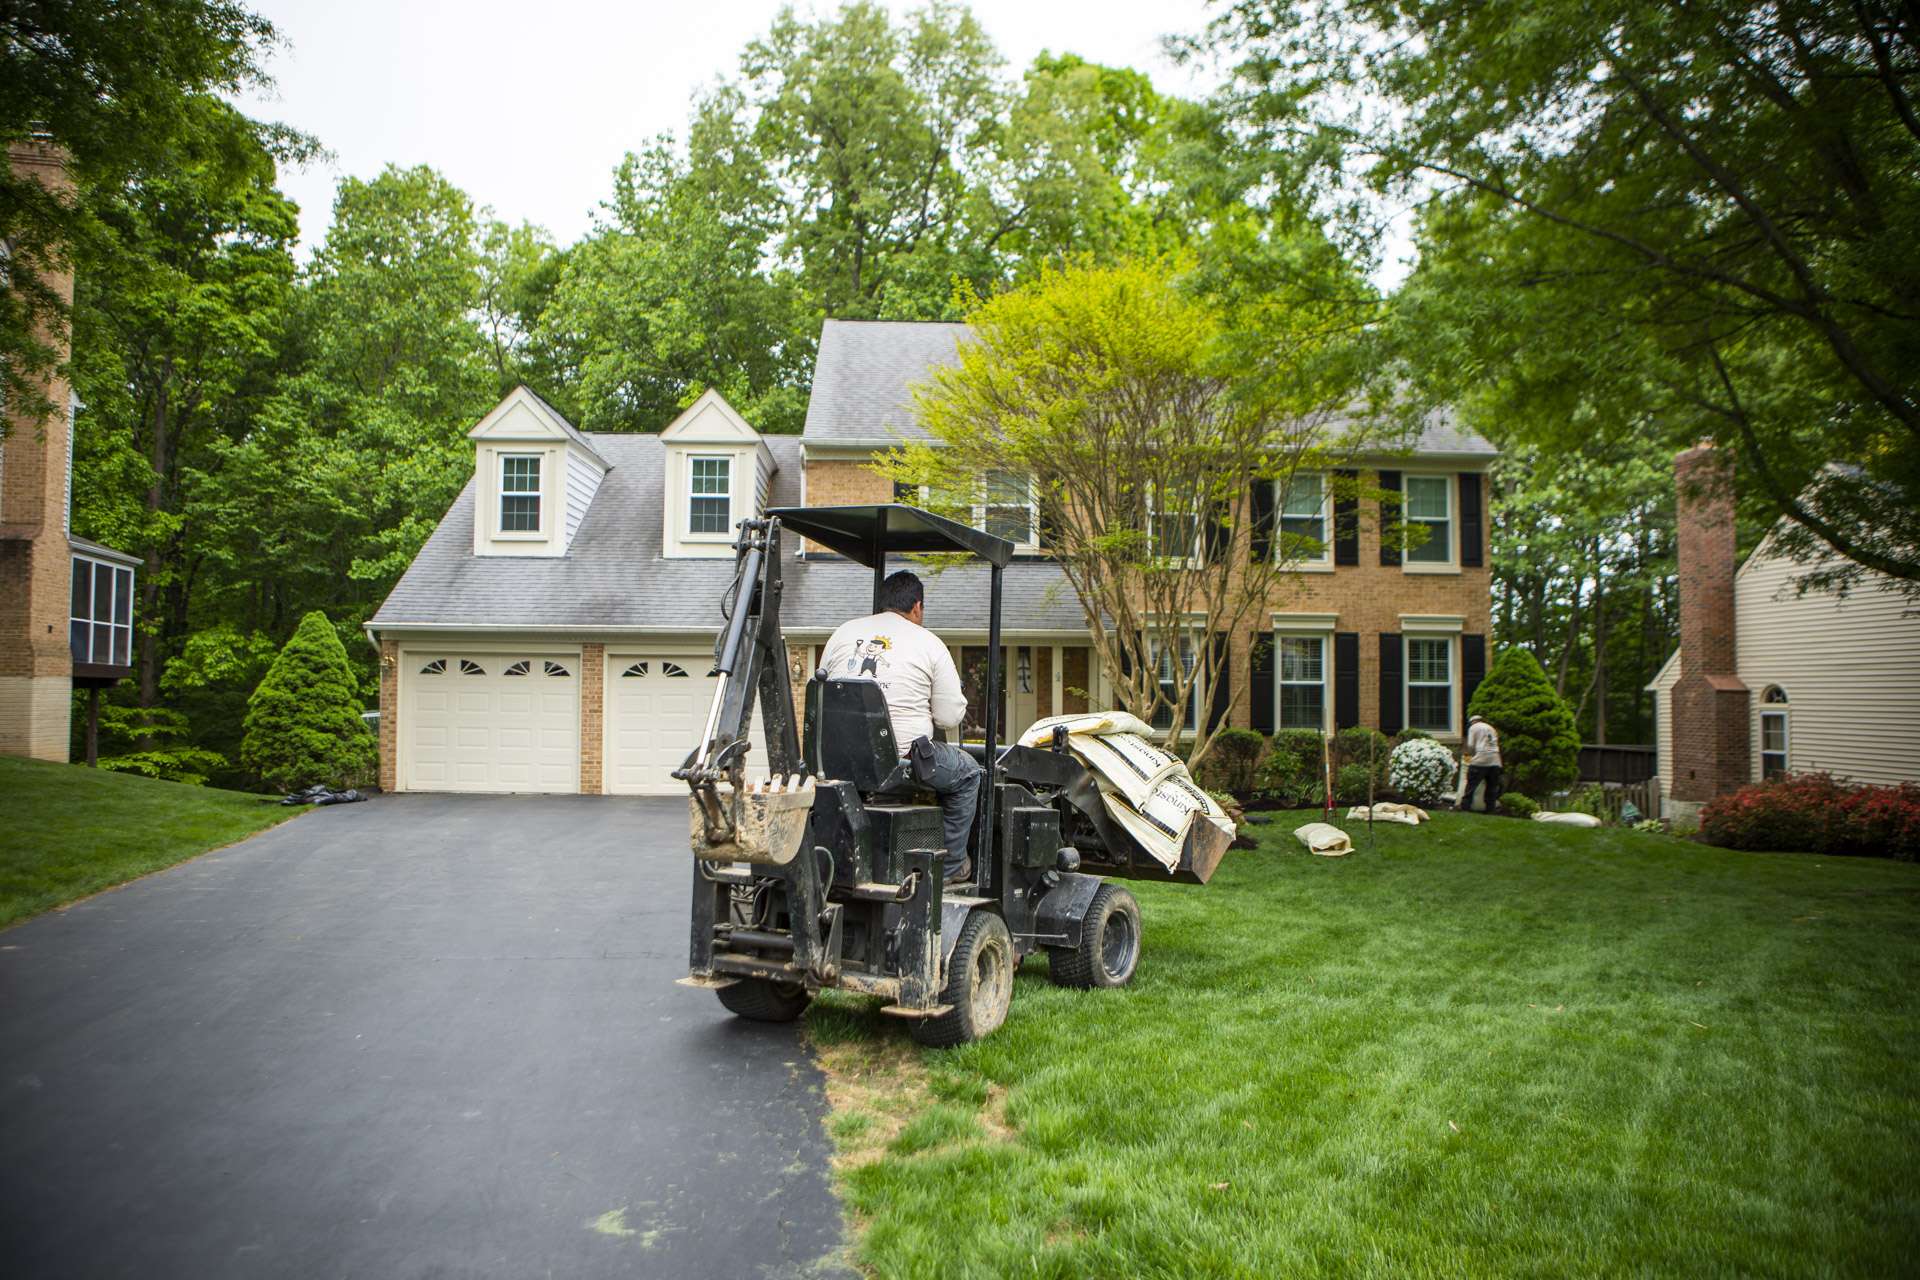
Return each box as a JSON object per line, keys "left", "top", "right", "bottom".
{"left": 0, "top": 142, "right": 138, "bottom": 763}
{"left": 368, "top": 319, "right": 1497, "bottom": 795}
{"left": 1649, "top": 444, "right": 1920, "bottom": 820}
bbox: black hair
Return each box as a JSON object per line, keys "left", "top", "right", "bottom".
{"left": 879, "top": 570, "right": 924, "bottom": 615}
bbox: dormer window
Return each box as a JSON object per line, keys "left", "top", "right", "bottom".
{"left": 689, "top": 455, "right": 732, "bottom": 535}
{"left": 500, "top": 454, "right": 542, "bottom": 533}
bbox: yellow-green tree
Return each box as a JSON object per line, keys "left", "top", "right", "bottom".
{"left": 881, "top": 257, "right": 1385, "bottom": 767}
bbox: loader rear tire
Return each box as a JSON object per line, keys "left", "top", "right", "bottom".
{"left": 1047, "top": 884, "right": 1140, "bottom": 989}
{"left": 911, "top": 910, "right": 1013, "bottom": 1047}
{"left": 717, "top": 978, "right": 812, "bottom": 1023}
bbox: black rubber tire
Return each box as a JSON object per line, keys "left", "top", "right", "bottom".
{"left": 910, "top": 910, "right": 1014, "bottom": 1048}
{"left": 716, "top": 978, "right": 812, "bottom": 1023}
{"left": 1047, "top": 884, "right": 1142, "bottom": 989}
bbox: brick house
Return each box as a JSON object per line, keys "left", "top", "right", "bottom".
{"left": 0, "top": 142, "right": 137, "bottom": 763}
{"left": 1648, "top": 444, "right": 1920, "bottom": 820}
{"left": 367, "top": 319, "right": 1496, "bottom": 794}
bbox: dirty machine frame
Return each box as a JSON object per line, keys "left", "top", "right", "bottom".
{"left": 675, "top": 505, "right": 1225, "bottom": 1046}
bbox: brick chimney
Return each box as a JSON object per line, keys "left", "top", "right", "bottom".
{"left": 1668, "top": 443, "right": 1749, "bottom": 807}
{"left": 0, "top": 141, "right": 79, "bottom": 761}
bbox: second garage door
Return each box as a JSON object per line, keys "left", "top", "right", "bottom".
{"left": 605, "top": 655, "right": 765, "bottom": 795}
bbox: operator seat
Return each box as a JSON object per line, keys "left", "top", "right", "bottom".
{"left": 803, "top": 674, "right": 911, "bottom": 794}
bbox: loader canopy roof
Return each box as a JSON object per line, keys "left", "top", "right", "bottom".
{"left": 768, "top": 503, "right": 1014, "bottom": 568}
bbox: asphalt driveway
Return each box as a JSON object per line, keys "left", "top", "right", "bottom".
{"left": 0, "top": 794, "right": 849, "bottom": 1279}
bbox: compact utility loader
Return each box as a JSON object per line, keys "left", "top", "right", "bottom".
{"left": 675, "top": 504, "right": 1226, "bottom": 1046}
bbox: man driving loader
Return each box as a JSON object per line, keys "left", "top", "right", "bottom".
{"left": 818, "top": 570, "right": 980, "bottom": 884}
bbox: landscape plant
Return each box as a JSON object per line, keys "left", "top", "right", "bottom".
{"left": 1388, "top": 737, "right": 1456, "bottom": 806}
{"left": 1203, "top": 728, "right": 1268, "bottom": 794}
{"left": 1702, "top": 774, "right": 1920, "bottom": 861}
{"left": 1466, "top": 648, "right": 1580, "bottom": 798}
{"left": 1498, "top": 792, "right": 1539, "bottom": 820}
{"left": 239, "top": 612, "right": 376, "bottom": 792}
{"left": 1257, "top": 730, "right": 1327, "bottom": 807}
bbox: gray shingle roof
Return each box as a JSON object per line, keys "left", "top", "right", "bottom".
{"left": 370, "top": 431, "right": 1087, "bottom": 634}
{"left": 802, "top": 320, "right": 967, "bottom": 443}
{"left": 799, "top": 319, "right": 1497, "bottom": 456}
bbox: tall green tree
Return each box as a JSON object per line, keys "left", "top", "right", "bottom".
{"left": 1204, "top": 0, "right": 1920, "bottom": 597}
{"left": 2, "top": 0, "right": 282, "bottom": 424}
{"left": 68, "top": 94, "right": 302, "bottom": 736}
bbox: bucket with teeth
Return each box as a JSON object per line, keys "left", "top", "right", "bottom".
{"left": 688, "top": 774, "right": 815, "bottom": 865}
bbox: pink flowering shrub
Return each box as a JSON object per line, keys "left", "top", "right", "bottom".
{"left": 1700, "top": 773, "right": 1920, "bottom": 860}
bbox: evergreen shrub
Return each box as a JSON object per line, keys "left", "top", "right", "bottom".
{"left": 241, "top": 612, "right": 376, "bottom": 792}
{"left": 1465, "top": 648, "right": 1579, "bottom": 798}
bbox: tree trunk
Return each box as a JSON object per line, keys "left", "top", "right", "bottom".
{"left": 137, "top": 375, "right": 171, "bottom": 748}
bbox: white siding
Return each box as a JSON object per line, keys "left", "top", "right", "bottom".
{"left": 564, "top": 447, "right": 604, "bottom": 550}
{"left": 1647, "top": 650, "right": 1681, "bottom": 805}
{"left": 1732, "top": 538, "right": 1920, "bottom": 786}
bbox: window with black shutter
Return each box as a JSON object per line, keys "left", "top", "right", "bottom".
{"left": 1250, "top": 634, "right": 1275, "bottom": 734}
{"left": 1334, "top": 631, "right": 1359, "bottom": 728}
{"left": 1459, "top": 472, "right": 1484, "bottom": 568}
{"left": 1378, "top": 633, "right": 1404, "bottom": 734}
{"left": 1333, "top": 469, "right": 1359, "bottom": 565}
{"left": 1378, "top": 470, "right": 1402, "bottom": 566}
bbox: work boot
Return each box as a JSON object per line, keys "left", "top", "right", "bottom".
{"left": 943, "top": 857, "right": 972, "bottom": 886}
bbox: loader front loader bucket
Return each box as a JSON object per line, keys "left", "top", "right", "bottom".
{"left": 688, "top": 778, "right": 815, "bottom": 865}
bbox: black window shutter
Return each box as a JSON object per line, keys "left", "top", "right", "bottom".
{"left": 1249, "top": 481, "right": 1276, "bottom": 562}
{"left": 1334, "top": 631, "right": 1360, "bottom": 729}
{"left": 1037, "top": 492, "right": 1063, "bottom": 552}
{"left": 1461, "top": 633, "right": 1487, "bottom": 712}
{"left": 1378, "top": 470, "right": 1402, "bottom": 566}
{"left": 1250, "top": 633, "right": 1275, "bottom": 735}
{"left": 1202, "top": 502, "right": 1230, "bottom": 564}
{"left": 892, "top": 479, "right": 915, "bottom": 502}
{"left": 1378, "top": 633, "right": 1404, "bottom": 735}
{"left": 1333, "top": 469, "right": 1359, "bottom": 566}
{"left": 1459, "top": 472, "right": 1484, "bottom": 568}
{"left": 1207, "top": 632, "right": 1232, "bottom": 732}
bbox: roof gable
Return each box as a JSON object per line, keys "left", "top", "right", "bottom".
{"left": 468, "top": 386, "right": 610, "bottom": 471}
{"left": 660, "top": 389, "right": 762, "bottom": 445}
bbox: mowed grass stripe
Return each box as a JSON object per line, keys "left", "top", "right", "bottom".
{"left": 1, "top": 755, "right": 300, "bottom": 928}
{"left": 809, "top": 810, "right": 1920, "bottom": 1278}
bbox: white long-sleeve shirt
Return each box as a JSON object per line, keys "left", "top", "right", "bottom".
{"left": 819, "top": 611, "right": 967, "bottom": 755}
{"left": 1465, "top": 719, "right": 1502, "bottom": 767}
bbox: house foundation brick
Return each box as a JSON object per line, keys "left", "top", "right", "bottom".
{"left": 580, "top": 643, "right": 605, "bottom": 793}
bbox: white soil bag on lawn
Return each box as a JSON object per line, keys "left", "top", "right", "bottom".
{"left": 1346, "top": 803, "right": 1429, "bottom": 826}
{"left": 1533, "top": 810, "right": 1603, "bottom": 828}
{"left": 1018, "top": 711, "right": 1235, "bottom": 873}
{"left": 1293, "top": 822, "right": 1353, "bottom": 856}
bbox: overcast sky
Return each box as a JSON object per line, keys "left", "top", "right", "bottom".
{"left": 232, "top": 0, "right": 1223, "bottom": 256}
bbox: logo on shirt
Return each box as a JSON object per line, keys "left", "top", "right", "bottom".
{"left": 846, "top": 635, "right": 893, "bottom": 679}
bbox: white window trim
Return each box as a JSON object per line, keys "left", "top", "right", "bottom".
{"left": 973, "top": 472, "right": 1041, "bottom": 552}
{"left": 1147, "top": 630, "right": 1203, "bottom": 737}
{"left": 1275, "top": 632, "right": 1332, "bottom": 733}
{"left": 1145, "top": 495, "right": 1204, "bottom": 568}
{"left": 915, "top": 474, "right": 1043, "bottom": 552}
{"left": 1404, "top": 632, "right": 1458, "bottom": 737}
{"left": 1759, "top": 706, "right": 1790, "bottom": 780}
{"left": 496, "top": 451, "right": 547, "bottom": 541}
{"left": 686, "top": 453, "right": 735, "bottom": 542}
{"left": 1401, "top": 473, "right": 1458, "bottom": 574}
{"left": 1275, "top": 473, "right": 1333, "bottom": 572}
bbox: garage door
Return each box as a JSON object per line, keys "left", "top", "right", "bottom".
{"left": 605, "top": 655, "right": 766, "bottom": 795}
{"left": 403, "top": 653, "right": 579, "bottom": 793}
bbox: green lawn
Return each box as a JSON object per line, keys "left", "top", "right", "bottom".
{"left": 0, "top": 755, "right": 300, "bottom": 928}
{"left": 808, "top": 810, "right": 1920, "bottom": 1278}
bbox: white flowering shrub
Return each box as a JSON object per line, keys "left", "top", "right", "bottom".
{"left": 1388, "top": 738, "right": 1457, "bottom": 805}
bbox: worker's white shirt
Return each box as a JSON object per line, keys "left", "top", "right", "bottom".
{"left": 819, "top": 611, "right": 966, "bottom": 755}
{"left": 1465, "top": 720, "right": 1502, "bottom": 767}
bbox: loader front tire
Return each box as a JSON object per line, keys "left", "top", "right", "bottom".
{"left": 1047, "top": 884, "right": 1140, "bottom": 989}
{"left": 911, "top": 910, "right": 1013, "bottom": 1047}
{"left": 717, "top": 978, "right": 812, "bottom": 1023}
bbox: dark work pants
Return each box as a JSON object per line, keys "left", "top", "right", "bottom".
{"left": 1464, "top": 765, "right": 1504, "bottom": 813}
{"left": 916, "top": 739, "right": 982, "bottom": 875}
